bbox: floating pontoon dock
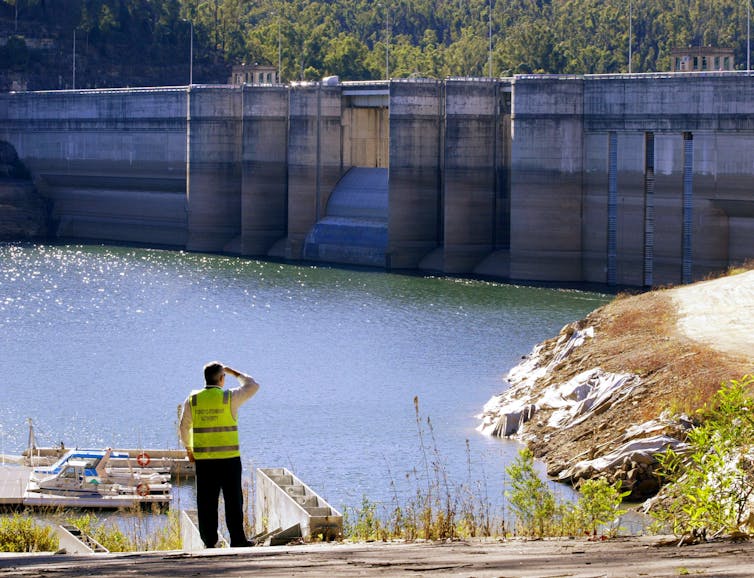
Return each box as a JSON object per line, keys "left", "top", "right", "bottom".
{"left": 23, "top": 447, "right": 194, "bottom": 478}
{"left": 1, "top": 456, "right": 173, "bottom": 510}
{"left": 19, "top": 420, "right": 194, "bottom": 478}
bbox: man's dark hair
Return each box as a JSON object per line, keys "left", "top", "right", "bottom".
{"left": 204, "top": 361, "right": 224, "bottom": 385}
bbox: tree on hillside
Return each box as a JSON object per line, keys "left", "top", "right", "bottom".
{"left": 2, "top": 0, "right": 754, "bottom": 89}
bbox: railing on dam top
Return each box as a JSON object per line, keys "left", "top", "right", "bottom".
{"left": 588, "top": 70, "right": 754, "bottom": 80}
{"left": 11, "top": 72, "right": 754, "bottom": 97}
{"left": 513, "top": 71, "right": 754, "bottom": 81}
{"left": 8, "top": 83, "right": 287, "bottom": 96}
{"left": 446, "top": 77, "right": 505, "bottom": 83}
{"left": 513, "top": 74, "right": 585, "bottom": 81}
{"left": 340, "top": 80, "right": 391, "bottom": 87}
{"left": 10, "top": 85, "right": 191, "bottom": 95}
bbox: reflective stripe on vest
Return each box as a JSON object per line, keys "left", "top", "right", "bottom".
{"left": 189, "top": 388, "right": 240, "bottom": 459}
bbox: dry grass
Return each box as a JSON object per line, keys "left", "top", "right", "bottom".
{"left": 707, "top": 259, "right": 754, "bottom": 280}
{"left": 588, "top": 290, "right": 749, "bottom": 417}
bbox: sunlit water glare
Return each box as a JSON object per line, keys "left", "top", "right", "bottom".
{"left": 0, "top": 242, "right": 609, "bottom": 513}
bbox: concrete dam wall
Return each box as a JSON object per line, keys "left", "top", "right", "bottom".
{"left": 1, "top": 74, "right": 753, "bottom": 287}
{"left": 0, "top": 87, "right": 189, "bottom": 246}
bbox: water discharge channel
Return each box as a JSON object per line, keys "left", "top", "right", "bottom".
{"left": 0, "top": 243, "right": 609, "bottom": 514}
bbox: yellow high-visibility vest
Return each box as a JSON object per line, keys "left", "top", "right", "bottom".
{"left": 189, "top": 387, "right": 240, "bottom": 460}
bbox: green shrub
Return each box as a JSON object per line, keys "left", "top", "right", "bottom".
{"left": 0, "top": 514, "right": 58, "bottom": 552}
{"left": 652, "top": 375, "right": 754, "bottom": 537}
{"left": 573, "top": 478, "right": 628, "bottom": 537}
{"left": 152, "top": 510, "right": 183, "bottom": 550}
{"left": 505, "top": 448, "right": 557, "bottom": 537}
{"left": 67, "top": 513, "right": 135, "bottom": 552}
{"left": 343, "top": 495, "right": 382, "bottom": 541}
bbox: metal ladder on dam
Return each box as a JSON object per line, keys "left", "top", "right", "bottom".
{"left": 303, "top": 167, "right": 388, "bottom": 267}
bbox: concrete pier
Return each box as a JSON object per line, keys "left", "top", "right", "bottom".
{"left": 255, "top": 467, "right": 342, "bottom": 542}
{"left": 186, "top": 86, "right": 242, "bottom": 253}
{"left": 388, "top": 80, "right": 442, "bottom": 270}
{"left": 286, "top": 84, "right": 343, "bottom": 260}
{"left": 443, "top": 79, "right": 509, "bottom": 274}
{"left": 240, "top": 86, "right": 289, "bottom": 256}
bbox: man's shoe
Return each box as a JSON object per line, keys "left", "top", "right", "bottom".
{"left": 231, "top": 539, "right": 256, "bottom": 547}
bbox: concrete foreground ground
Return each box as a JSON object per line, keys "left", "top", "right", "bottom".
{"left": 2, "top": 537, "right": 754, "bottom": 577}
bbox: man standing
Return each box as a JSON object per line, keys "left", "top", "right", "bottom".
{"left": 179, "top": 361, "right": 260, "bottom": 548}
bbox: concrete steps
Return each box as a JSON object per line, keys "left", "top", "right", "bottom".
{"left": 56, "top": 524, "right": 108, "bottom": 553}
{"left": 256, "top": 467, "right": 343, "bottom": 542}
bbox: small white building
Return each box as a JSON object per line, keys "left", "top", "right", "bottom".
{"left": 671, "top": 47, "right": 735, "bottom": 72}
{"left": 230, "top": 63, "right": 278, "bottom": 85}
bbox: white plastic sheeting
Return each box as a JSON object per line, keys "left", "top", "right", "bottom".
{"left": 544, "top": 369, "right": 638, "bottom": 429}
{"left": 477, "top": 325, "right": 639, "bottom": 437}
{"left": 556, "top": 434, "right": 688, "bottom": 483}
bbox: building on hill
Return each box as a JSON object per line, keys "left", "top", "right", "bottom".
{"left": 670, "top": 47, "right": 735, "bottom": 72}
{"left": 230, "top": 63, "right": 278, "bottom": 85}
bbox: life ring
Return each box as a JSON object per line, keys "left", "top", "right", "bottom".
{"left": 136, "top": 483, "right": 150, "bottom": 497}
{"left": 136, "top": 452, "right": 151, "bottom": 467}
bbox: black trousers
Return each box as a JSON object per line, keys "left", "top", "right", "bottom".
{"left": 194, "top": 456, "right": 248, "bottom": 547}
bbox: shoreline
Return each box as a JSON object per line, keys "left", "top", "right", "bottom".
{"left": 477, "top": 269, "right": 754, "bottom": 500}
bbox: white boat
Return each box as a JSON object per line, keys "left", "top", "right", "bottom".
{"left": 26, "top": 451, "right": 172, "bottom": 509}
{"left": 33, "top": 448, "right": 171, "bottom": 486}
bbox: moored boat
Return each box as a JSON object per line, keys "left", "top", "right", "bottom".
{"left": 26, "top": 450, "right": 172, "bottom": 509}
{"left": 33, "top": 448, "right": 171, "bottom": 485}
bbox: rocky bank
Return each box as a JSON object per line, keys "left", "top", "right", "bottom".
{"left": 0, "top": 140, "right": 47, "bottom": 240}
{"left": 478, "top": 271, "right": 754, "bottom": 500}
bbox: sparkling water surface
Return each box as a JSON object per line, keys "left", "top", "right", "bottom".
{"left": 0, "top": 243, "right": 609, "bottom": 513}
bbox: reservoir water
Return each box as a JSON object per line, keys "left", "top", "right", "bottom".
{"left": 0, "top": 243, "right": 609, "bottom": 515}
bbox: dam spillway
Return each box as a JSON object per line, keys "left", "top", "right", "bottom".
{"left": 304, "top": 167, "right": 388, "bottom": 267}
{"left": 1, "top": 74, "right": 753, "bottom": 287}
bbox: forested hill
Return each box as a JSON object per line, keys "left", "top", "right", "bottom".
{"left": 1, "top": 0, "right": 753, "bottom": 91}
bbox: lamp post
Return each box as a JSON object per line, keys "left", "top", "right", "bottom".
{"left": 72, "top": 28, "right": 76, "bottom": 89}
{"left": 381, "top": 4, "right": 389, "bottom": 80}
{"left": 277, "top": 11, "right": 282, "bottom": 82}
{"left": 488, "top": 0, "right": 493, "bottom": 77}
{"left": 189, "top": 20, "right": 194, "bottom": 85}
{"left": 748, "top": 0, "right": 751, "bottom": 71}
{"left": 385, "top": 4, "right": 390, "bottom": 80}
{"left": 182, "top": 19, "right": 194, "bottom": 85}
{"left": 376, "top": 3, "right": 390, "bottom": 79}
{"left": 628, "top": 0, "right": 633, "bottom": 73}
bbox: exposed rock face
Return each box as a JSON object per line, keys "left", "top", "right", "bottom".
{"left": 477, "top": 321, "right": 692, "bottom": 500}
{"left": 0, "top": 140, "right": 30, "bottom": 180}
{"left": 0, "top": 140, "right": 47, "bottom": 240}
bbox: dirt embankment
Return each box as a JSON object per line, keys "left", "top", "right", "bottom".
{"left": 479, "top": 269, "right": 754, "bottom": 498}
